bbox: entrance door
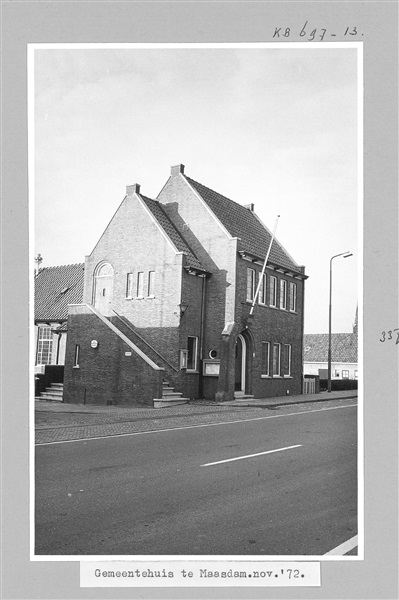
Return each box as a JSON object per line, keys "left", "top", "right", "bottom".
{"left": 234, "top": 334, "right": 246, "bottom": 393}
{"left": 94, "top": 263, "right": 114, "bottom": 316}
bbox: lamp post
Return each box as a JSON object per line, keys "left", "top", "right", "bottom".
{"left": 328, "top": 252, "right": 353, "bottom": 392}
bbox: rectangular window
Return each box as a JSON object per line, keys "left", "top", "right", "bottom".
{"left": 136, "top": 272, "right": 144, "bottom": 297}
{"left": 270, "top": 276, "right": 277, "bottom": 307}
{"left": 74, "top": 344, "right": 80, "bottom": 368}
{"left": 283, "top": 344, "right": 291, "bottom": 376}
{"left": 342, "top": 370, "right": 349, "bottom": 379}
{"left": 354, "top": 370, "right": 358, "bottom": 380}
{"left": 258, "top": 273, "right": 267, "bottom": 305}
{"left": 187, "top": 336, "right": 198, "bottom": 371}
{"left": 272, "top": 343, "right": 281, "bottom": 376}
{"left": 246, "top": 268, "right": 255, "bottom": 302}
{"left": 126, "top": 273, "right": 134, "bottom": 298}
{"left": 147, "top": 271, "right": 155, "bottom": 297}
{"left": 289, "top": 282, "right": 297, "bottom": 312}
{"left": 261, "top": 342, "right": 270, "bottom": 376}
{"left": 280, "top": 279, "right": 287, "bottom": 309}
{"left": 36, "top": 326, "right": 53, "bottom": 365}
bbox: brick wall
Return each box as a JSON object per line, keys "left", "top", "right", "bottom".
{"left": 63, "top": 310, "right": 164, "bottom": 406}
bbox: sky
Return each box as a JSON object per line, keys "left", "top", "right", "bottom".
{"left": 33, "top": 44, "right": 359, "bottom": 334}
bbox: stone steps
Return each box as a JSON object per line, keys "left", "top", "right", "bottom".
{"left": 153, "top": 381, "right": 189, "bottom": 408}
{"left": 36, "top": 383, "right": 64, "bottom": 402}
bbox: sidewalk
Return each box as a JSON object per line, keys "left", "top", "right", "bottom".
{"left": 206, "top": 389, "right": 358, "bottom": 409}
{"left": 35, "top": 390, "right": 357, "bottom": 444}
{"left": 35, "top": 389, "right": 357, "bottom": 414}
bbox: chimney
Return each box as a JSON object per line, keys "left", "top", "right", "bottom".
{"left": 171, "top": 164, "right": 185, "bottom": 176}
{"left": 244, "top": 203, "right": 255, "bottom": 212}
{"left": 126, "top": 183, "right": 141, "bottom": 195}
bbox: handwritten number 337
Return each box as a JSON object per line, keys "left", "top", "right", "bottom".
{"left": 380, "top": 330, "right": 399, "bottom": 343}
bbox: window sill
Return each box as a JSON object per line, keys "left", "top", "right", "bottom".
{"left": 73, "top": 366, "right": 80, "bottom": 369}
{"left": 146, "top": 295, "right": 155, "bottom": 299}
{"left": 186, "top": 370, "right": 199, "bottom": 374}
{"left": 283, "top": 375, "right": 293, "bottom": 379}
{"left": 261, "top": 375, "right": 271, "bottom": 379}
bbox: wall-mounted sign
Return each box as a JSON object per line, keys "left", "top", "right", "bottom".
{"left": 90, "top": 340, "right": 98, "bottom": 348}
{"left": 203, "top": 360, "right": 220, "bottom": 376}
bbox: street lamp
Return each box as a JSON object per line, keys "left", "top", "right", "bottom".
{"left": 328, "top": 252, "right": 353, "bottom": 393}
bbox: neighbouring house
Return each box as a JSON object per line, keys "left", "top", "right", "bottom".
{"left": 63, "top": 164, "right": 307, "bottom": 407}
{"left": 303, "top": 332, "right": 358, "bottom": 382}
{"left": 34, "top": 263, "right": 85, "bottom": 374}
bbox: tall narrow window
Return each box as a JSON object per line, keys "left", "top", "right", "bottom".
{"left": 289, "top": 282, "right": 297, "bottom": 312}
{"left": 147, "top": 271, "right": 155, "bottom": 297}
{"left": 258, "top": 273, "right": 267, "bottom": 305}
{"left": 270, "top": 276, "right": 277, "bottom": 307}
{"left": 126, "top": 273, "right": 134, "bottom": 298}
{"left": 74, "top": 344, "right": 80, "bottom": 368}
{"left": 136, "top": 272, "right": 144, "bottom": 298}
{"left": 187, "top": 336, "right": 198, "bottom": 371}
{"left": 261, "top": 342, "right": 270, "bottom": 376}
{"left": 283, "top": 344, "right": 291, "bottom": 376}
{"left": 246, "top": 268, "right": 256, "bottom": 302}
{"left": 280, "top": 279, "right": 287, "bottom": 309}
{"left": 272, "top": 343, "right": 281, "bottom": 376}
{"left": 36, "top": 326, "right": 53, "bottom": 365}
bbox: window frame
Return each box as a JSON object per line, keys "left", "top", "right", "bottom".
{"left": 272, "top": 343, "right": 281, "bottom": 377}
{"left": 136, "top": 271, "right": 144, "bottom": 298}
{"left": 280, "top": 279, "right": 287, "bottom": 310}
{"left": 258, "top": 273, "right": 267, "bottom": 305}
{"left": 73, "top": 344, "right": 80, "bottom": 368}
{"left": 270, "top": 275, "right": 277, "bottom": 307}
{"left": 246, "top": 268, "right": 256, "bottom": 302}
{"left": 283, "top": 343, "right": 292, "bottom": 377}
{"left": 342, "top": 370, "right": 349, "bottom": 379}
{"left": 261, "top": 342, "right": 270, "bottom": 377}
{"left": 289, "top": 281, "right": 297, "bottom": 312}
{"left": 36, "top": 325, "right": 53, "bottom": 365}
{"left": 147, "top": 271, "right": 155, "bottom": 297}
{"left": 126, "top": 272, "right": 134, "bottom": 298}
{"left": 187, "top": 336, "right": 198, "bottom": 372}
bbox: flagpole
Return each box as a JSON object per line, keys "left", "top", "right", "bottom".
{"left": 248, "top": 215, "right": 280, "bottom": 322}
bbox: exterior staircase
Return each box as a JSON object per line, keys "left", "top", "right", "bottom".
{"left": 36, "top": 383, "right": 64, "bottom": 402}
{"left": 153, "top": 381, "right": 189, "bottom": 408}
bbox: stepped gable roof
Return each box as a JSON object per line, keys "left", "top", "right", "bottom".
{"left": 303, "top": 333, "right": 358, "bottom": 363}
{"left": 185, "top": 176, "right": 302, "bottom": 273}
{"left": 35, "top": 263, "right": 84, "bottom": 321}
{"left": 140, "top": 194, "right": 206, "bottom": 272}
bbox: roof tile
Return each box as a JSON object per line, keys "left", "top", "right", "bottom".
{"left": 35, "top": 264, "right": 84, "bottom": 321}
{"left": 185, "top": 176, "right": 302, "bottom": 273}
{"left": 303, "top": 333, "right": 358, "bottom": 363}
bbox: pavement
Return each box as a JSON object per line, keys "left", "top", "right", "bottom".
{"left": 35, "top": 390, "right": 357, "bottom": 445}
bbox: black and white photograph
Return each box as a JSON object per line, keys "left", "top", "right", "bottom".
{"left": 32, "top": 43, "right": 360, "bottom": 559}
{"left": 1, "top": 2, "right": 398, "bottom": 598}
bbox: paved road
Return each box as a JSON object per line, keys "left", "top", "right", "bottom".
{"left": 35, "top": 401, "right": 357, "bottom": 556}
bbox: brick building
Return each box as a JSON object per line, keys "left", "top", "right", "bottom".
{"left": 63, "top": 164, "right": 307, "bottom": 407}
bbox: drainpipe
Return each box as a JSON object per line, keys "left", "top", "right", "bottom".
{"left": 198, "top": 274, "right": 207, "bottom": 399}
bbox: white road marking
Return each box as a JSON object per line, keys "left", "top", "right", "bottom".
{"left": 35, "top": 403, "right": 357, "bottom": 446}
{"left": 201, "top": 444, "right": 302, "bottom": 467}
{"left": 324, "top": 535, "right": 358, "bottom": 555}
